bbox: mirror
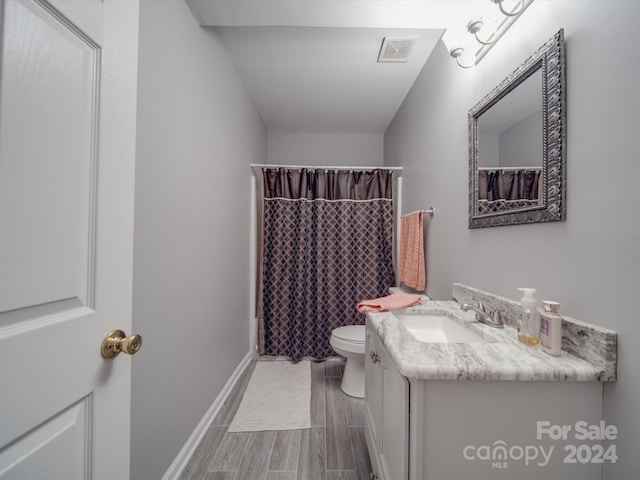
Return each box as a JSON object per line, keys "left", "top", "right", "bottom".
{"left": 468, "top": 29, "right": 566, "bottom": 228}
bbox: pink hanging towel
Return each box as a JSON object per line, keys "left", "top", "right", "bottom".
{"left": 399, "top": 211, "right": 426, "bottom": 291}
{"left": 357, "top": 292, "right": 423, "bottom": 313}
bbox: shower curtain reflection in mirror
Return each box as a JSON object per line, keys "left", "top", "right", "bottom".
{"left": 258, "top": 167, "right": 395, "bottom": 361}
{"left": 477, "top": 168, "right": 541, "bottom": 214}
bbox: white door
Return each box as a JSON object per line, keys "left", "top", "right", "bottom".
{"left": 0, "top": 0, "right": 139, "bottom": 479}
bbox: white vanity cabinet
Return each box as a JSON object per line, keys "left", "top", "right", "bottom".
{"left": 407, "top": 379, "right": 604, "bottom": 479}
{"left": 364, "top": 322, "right": 409, "bottom": 480}
{"left": 365, "top": 320, "right": 606, "bottom": 480}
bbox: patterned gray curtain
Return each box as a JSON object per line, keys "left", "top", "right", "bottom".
{"left": 478, "top": 169, "right": 540, "bottom": 201}
{"left": 477, "top": 169, "right": 542, "bottom": 214}
{"left": 258, "top": 168, "right": 395, "bottom": 361}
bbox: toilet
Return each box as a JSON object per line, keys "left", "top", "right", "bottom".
{"left": 330, "top": 288, "right": 429, "bottom": 398}
{"left": 330, "top": 325, "right": 366, "bottom": 398}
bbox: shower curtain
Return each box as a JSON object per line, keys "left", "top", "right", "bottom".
{"left": 258, "top": 167, "right": 395, "bottom": 361}
{"left": 477, "top": 169, "right": 541, "bottom": 214}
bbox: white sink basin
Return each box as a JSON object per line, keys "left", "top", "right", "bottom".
{"left": 393, "top": 312, "right": 487, "bottom": 344}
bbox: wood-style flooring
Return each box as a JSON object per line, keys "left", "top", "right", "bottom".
{"left": 178, "top": 358, "right": 372, "bottom": 480}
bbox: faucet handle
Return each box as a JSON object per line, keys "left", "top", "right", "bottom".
{"left": 473, "top": 298, "right": 487, "bottom": 313}
{"left": 490, "top": 309, "right": 506, "bottom": 326}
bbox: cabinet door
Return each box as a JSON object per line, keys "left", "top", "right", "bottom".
{"left": 365, "top": 323, "right": 383, "bottom": 479}
{"left": 365, "top": 325, "right": 382, "bottom": 446}
{"left": 379, "top": 345, "right": 409, "bottom": 480}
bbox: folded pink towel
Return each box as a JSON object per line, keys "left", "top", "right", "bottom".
{"left": 357, "top": 292, "right": 423, "bottom": 313}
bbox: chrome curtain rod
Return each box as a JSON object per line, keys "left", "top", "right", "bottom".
{"left": 251, "top": 163, "right": 403, "bottom": 172}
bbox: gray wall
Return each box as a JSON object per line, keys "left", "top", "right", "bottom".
{"left": 268, "top": 131, "right": 384, "bottom": 166}
{"left": 499, "top": 110, "right": 543, "bottom": 168}
{"left": 132, "top": 1, "right": 267, "bottom": 479}
{"left": 385, "top": 1, "right": 640, "bottom": 478}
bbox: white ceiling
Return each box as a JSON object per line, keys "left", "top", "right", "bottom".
{"left": 185, "top": 1, "right": 486, "bottom": 134}
{"left": 214, "top": 26, "right": 441, "bottom": 133}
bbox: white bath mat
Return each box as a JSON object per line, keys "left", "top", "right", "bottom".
{"left": 228, "top": 360, "right": 311, "bottom": 432}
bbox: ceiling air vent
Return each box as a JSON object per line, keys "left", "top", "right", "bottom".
{"left": 377, "top": 37, "right": 417, "bottom": 63}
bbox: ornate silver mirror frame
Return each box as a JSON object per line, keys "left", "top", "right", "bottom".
{"left": 468, "top": 29, "right": 566, "bottom": 228}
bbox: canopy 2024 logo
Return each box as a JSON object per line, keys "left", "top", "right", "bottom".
{"left": 463, "top": 420, "right": 618, "bottom": 469}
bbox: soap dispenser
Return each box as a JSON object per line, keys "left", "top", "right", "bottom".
{"left": 539, "top": 301, "right": 562, "bottom": 356}
{"left": 517, "top": 288, "right": 540, "bottom": 346}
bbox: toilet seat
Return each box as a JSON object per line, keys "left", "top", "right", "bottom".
{"left": 330, "top": 325, "right": 365, "bottom": 355}
{"left": 331, "top": 325, "right": 365, "bottom": 343}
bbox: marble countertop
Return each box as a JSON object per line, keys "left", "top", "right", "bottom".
{"left": 366, "top": 300, "right": 610, "bottom": 382}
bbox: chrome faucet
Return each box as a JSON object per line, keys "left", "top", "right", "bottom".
{"left": 460, "top": 300, "right": 505, "bottom": 329}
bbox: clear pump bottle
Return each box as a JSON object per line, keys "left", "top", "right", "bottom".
{"left": 517, "top": 288, "right": 540, "bottom": 346}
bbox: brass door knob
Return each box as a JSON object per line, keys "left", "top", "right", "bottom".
{"left": 101, "top": 329, "right": 143, "bottom": 358}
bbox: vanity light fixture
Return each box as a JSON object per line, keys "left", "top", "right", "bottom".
{"left": 492, "top": 0, "right": 526, "bottom": 17}
{"left": 466, "top": 19, "right": 499, "bottom": 46}
{"left": 449, "top": 47, "right": 475, "bottom": 69}
{"left": 443, "top": 0, "right": 534, "bottom": 69}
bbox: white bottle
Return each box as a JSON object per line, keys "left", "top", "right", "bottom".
{"left": 539, "top": 301, "right": 562, "bottom": 356}
{"left": 517, "top": 288, "right": 540, "bottom": 346}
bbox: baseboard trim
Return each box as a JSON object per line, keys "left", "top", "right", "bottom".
{"left": 161, "top": 351, "right": 252, "bottom": 480}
